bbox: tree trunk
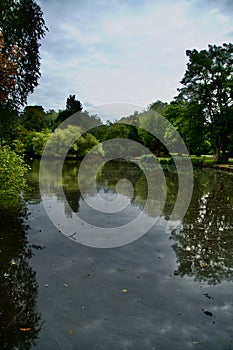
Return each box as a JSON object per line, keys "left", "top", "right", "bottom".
{"left": 215, "top": 145, "right": 221, "bottom": 163}
{"left": 214, "top": 137, "right": 223, "bottom": 163}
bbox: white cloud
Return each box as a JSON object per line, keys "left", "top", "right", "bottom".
{"left": 29, "top": 0, "right": 233, "bottom": 119}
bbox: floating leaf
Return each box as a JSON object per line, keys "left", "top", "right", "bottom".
{"left": 20, "top": 328, "right": 32, "bottom": 332}
{"left": 121, "top": 289, "right": 128, "bottom": 293}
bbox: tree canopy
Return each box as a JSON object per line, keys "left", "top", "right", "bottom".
{"left": 55, "top": 95, "right": 83, "bottom": 126}
{"left": 178, "top": 43, "right": 233, "bottom": 162}
{"left": 0, "top": 0, "right": 48, "bottom": 109}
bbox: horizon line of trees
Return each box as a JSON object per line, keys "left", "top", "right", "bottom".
{"left": 1, "top": 42, "right": 232, "bottom": 162}
{"left": 0, "top": 2, "right": 232, "bottom": 164}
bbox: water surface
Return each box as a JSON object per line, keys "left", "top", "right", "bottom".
{"left": 1, "top": 159, "right": 233, "bottom": 349}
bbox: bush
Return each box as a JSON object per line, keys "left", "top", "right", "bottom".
{"left": 191, "top": 156, "right": 205, "bottom": 166}
{"left": 23, "top": 130, "right": 51, "bottom": 157}
{"left": 159, "top": 158, "right": 174, "bottom": 165}
{"left": 0, "top": 147, "right": 30, "bottom": 210}
{"left": 218, "top": 153, "right": 228, "bottom": 164}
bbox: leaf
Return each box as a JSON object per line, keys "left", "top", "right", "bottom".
{"left": 20, "top": 328, "right": 32, "bottom": 332}
{"left": 121, "top": 289, "right": 128, "bottom": 293}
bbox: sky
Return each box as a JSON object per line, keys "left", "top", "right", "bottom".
{"left": 28, "top": 0, "right": 233, "bottom": 120}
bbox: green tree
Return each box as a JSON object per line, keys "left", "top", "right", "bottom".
{"left": 138, "top": 110, "right": 167, "bottom": 156}
{"left": 75, "top": 133, "right": 103, "bottom": 158}
{"left": 55, "top": 95, "right": 83, "bottom": 126}
{"left": 149, "top": 100, "right": 168, "bottom": 114}
{"left": 164, "top": 101, "right": 206, "bottom": 155}
{"left": 0, "top": 0, "right": 47, "bottom": 109}
{"left": 20, "top": 106, "right": 48, "bottom": 132}
{"left": 178, "top": 43, "right": 233, "bottom": 163}
{"left": 0, "top": 147, "right": 29, "bottom": 209}
{"left": 103, "top": 123, "right": 131, "bottom": 157}
{"left": 28, "top": 130, "right": 51, "bottom": 157}
{"left": 0, "top": 108, "right": 19, "bottom": 145}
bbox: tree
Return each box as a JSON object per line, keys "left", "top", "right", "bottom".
{"left": 0, "top": 0, "right": 47, "bottom": 109}
{"left": 149, "top": 100, "right": 168, "bottom": 114}
{"left": 178, "top": 43, "right": 233, "bottom": 163}
{"left": 20, "top": 106, "right": 48, "bottom": 132}
{"left": 55, "top": 95, "right": 83, "bottom": 126}
{"left": 0, "top": 34, "right": 19, "bottom": 105}
{"left": 164, "top": 101, "right": 206, "bottom": 156}
{"left": 66, "top": 95, "right": 83, "bottom": 114}
{"left": 137, "top": 110, "right": 168, "bottom": 156}
{"left": 0, "top": 108, "right": 19, "bottom": 146}
{"left": 103, "top": 123, "right": 131, "bottom": 157}
{"left": 0, "top": 147, "right": 29, "bottom": 209}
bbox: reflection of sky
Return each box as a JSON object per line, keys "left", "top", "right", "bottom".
{"left": 28, "top": 160, "right": 233, "bottom": 348}
{"left": 28, "top": 199, "right": 233, "bottom": 349}
{"left": 28, "top": 0, "right": 233, "bottom": 118}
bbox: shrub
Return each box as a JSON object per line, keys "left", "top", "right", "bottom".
{"left": 0, "top": 147, "right": 29, "bottom": 210}
{"left": 191, "top": 156, "right": 205, "bottom": 166}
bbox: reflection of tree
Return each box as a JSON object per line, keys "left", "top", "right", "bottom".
{"left": 0, "top": 211, "right": 42, "bottom": 349}
{"left": 171, "top": 169, "right": 233, "bottom": 285}
{"left": 53, "top": 159, "right": 179, "bottom": 219}
{"left": 98, "top": 159, "right": 144, "bottom": 190}
{"left": 135, "top": 166, "right": 179, "bottom": 218}
{"left": 62, "top": 161, "right": 82, "bottom": 214}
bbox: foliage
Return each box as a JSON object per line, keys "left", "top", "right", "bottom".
{"left": 164, "top": 101, "right": 206, "bottom": 155}
{"left": 44, "top": 125, "right": 103, "bottom": 158}
{"left": 29, "top": 130, "right": 51, "bottom": 157}
{"left": 0, "top": 147, "right": 29, "bottom": 209}
{"left": 178, "top": 43, "right": 233, "bottom": 163}
{"left": 75, "top": 133, "right": 104, "bottom": 157}
{"left": 190, "top": 156, "right": 206, "bottom": 166}
{"left": 0, "top": 107, "right": 19, "bottom": 145}
{"left": 54, "top": 95, "right": 83, "bottom": 126}
{"left": 0, "top": 0, "right": 47, "bottom": 109}
{"left": 149, "top": 100, "right": 168, "bottom": 114}
{"left": 0, "top": 34, "right": 19, "bottom": 104}
{"left": 102, "top": 123, "right": 131, "bottom": 157}
{"left": 68, "top": 110, "right": 102, "bottom": 131}
{"left": 20, "top": 106, "right": 50, "bottom": 132}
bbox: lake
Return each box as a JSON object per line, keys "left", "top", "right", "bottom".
{"left": 1, "top": 159, "right": 233, "bottom": 350}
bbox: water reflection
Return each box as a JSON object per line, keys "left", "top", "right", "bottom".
{"left": 34, "top": 159, "right": 233, "bottom": 284}
{"left": 171, "top": 169, "right": 233, "bottom": 284}
{"left": 0, "top": 210, "right": 42, "bottom": 349}
{"left": 39, "top": 159, "right": 175, "bottom": 218}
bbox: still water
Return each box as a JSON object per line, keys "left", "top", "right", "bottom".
{"left": 1, "top": 159, "right": 233, "bottom": 350}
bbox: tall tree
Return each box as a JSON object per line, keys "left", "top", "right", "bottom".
{"left": 178, "top": 43, "right": 233, "bottom": 163}
{"left": 0, "top": 0, "right": 48, "bottom": 109}
{"left": 164, "top": 101, "right": 206, "bottom": 156}
{"left": 0, "top": 34, "right": 19, "bottom": 105}
{"left": 20, "top": 105, "right": 47, "bottom": 132}
{"left": 55, "top": 95, "right": 83, "bottom": 126}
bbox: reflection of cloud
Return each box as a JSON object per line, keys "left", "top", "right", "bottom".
{"left": 29, "top": 0, "right": 233, "bottom": 114}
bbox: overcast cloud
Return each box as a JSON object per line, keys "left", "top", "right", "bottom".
{"left": 28, "top": 0, "right": 233, "bottom": 119}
